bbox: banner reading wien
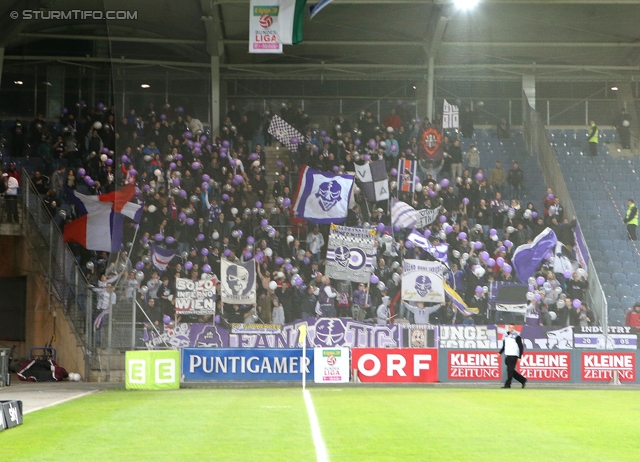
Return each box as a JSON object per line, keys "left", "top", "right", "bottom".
{"left": 175, "top": 277, "right": 216, "bottom": 316}
{"left": 325, "top": 224, "right": 376, "bottom": 283}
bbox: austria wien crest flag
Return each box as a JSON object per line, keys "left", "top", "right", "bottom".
{"left": 293, "top": 166, "right": 354, "bottom": 224}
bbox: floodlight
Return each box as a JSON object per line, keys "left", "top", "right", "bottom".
{"left": 141, "top": 84, "right": 151, "bottom": 88}
{"left": 610, "top": 86, "right": 618, "bottom": 91}
{"left": 14, "top": 80, "right": 23, "bottom": 85}
{"left": 454, "top": 0, "right": 480, "bottom": 10}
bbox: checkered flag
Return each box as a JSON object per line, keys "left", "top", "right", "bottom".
{"left": 268, "top": 115, "right": 304, "bottom": 151}
{"left": 443, "top": 99, "right": 459, "bottom": 129}
{"left": 354, "top": 160, "right": 389, "bottom": 202}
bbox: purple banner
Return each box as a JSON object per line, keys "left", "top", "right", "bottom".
{"left": 573, "top": 220, "right": 590, "bottom": 269}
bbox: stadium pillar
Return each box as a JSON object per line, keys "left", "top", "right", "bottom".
{"left": 522, "top": 74, "right": 536, "bottom": 110}
{"left": 427, "top": 56, "right": 435, "bottom": 122}
{"left": 211, "top": 55, "right": 220, "bottom": 136}
{"left": 0, "top": 47, "right": 4, "bottom": 89}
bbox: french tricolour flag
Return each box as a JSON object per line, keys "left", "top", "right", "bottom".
{"left": 63, "top": 185, "right": 143, "bottom": 253}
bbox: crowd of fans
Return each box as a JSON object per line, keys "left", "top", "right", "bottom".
{"left": 1, "top": 99, "right": 598, "bottom": 336}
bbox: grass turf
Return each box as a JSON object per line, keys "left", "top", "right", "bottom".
{"left": 0, "top": 388, "right": 637, "bottom": 461}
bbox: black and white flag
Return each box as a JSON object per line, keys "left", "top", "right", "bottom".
{"left": 268, "top": 115, "right": 304, "bottom": 151}
{"left": 221, "top": 259, "right": 257, "bottom": 305}
{"left": 354, "top": 160, "right": 389, "bottom": 202}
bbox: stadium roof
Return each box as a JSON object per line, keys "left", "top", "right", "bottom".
{"left": 2, "top": 0, "right": 640, "bottom": 81}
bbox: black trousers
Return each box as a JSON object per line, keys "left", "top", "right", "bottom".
{"left": 627, "top": 224, "right": 637, "bottom": 241}
{"left": 504, "top": 356, "right": 526, "bottom": 386}
{"left": 589, "top": 142, "right": 598, "bottom": 157}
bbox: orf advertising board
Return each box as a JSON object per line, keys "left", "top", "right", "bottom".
{"left": 447, "top": 351, "right": 502, "bottom": 381}
{"left": 352, "top": 348, "right": 438, "bottom": 383}
{"left": 182, "top": 348, "right": 313, "bottom": 382}
{"left": 581, "top": 352, "right": 636, "bottom": 383}
{"left": 517, "top": 352, "right": 571, "bottom": 382}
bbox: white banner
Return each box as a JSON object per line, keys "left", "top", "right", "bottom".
{"left": 249, "top": 0, "right": 283, "bottom": 54}
{"left": 495, "top": 303, "right": 527, "bottom": 314}
{"left": 314, "top": 347, "right": 350, "bottom": 383}
{"left": 401, "top": 259, "right": 445, "bottom": 303}
{"left": 325, "top": 224, "right": 376, "bottom": 283}
{"left": 221, "top": 259, "right": 257, "bottom": 305}
{"left": 175, "top": 278, "right": 216, "bottom": 315}
{"left": 416, "top": 208, "right": 440, "bottom": 228}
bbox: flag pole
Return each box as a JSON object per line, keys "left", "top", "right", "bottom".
{"left": 298, "top": 324, "right": 308, "bottom": 390}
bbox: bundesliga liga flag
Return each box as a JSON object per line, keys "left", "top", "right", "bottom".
{"left": 268, "top": 114, "right": 304, "bottom": 151}
{"left": 221, "top": 259, "right": 257, "bottom": 305}
{"left": 293, "top": 166, "right": 354, "bottom": 224}
{"left": 325, "top": 224, "right": 376, "bottom": 283}
{"left": 402, "top": 259, "right": 445, "bottom": 303}
{"left": 442, "top": 100, "right": 459, "bottom": 129}
{"left": 354, "top": 160, "right": 389, "bottom": 202}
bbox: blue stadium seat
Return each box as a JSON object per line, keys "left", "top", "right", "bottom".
{"left": 612, "top": 272, "right": 628, "bottom": 284}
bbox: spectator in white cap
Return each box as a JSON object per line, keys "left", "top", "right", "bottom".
{"left": 377, "top": 296, "right": 391, "bottom": 325}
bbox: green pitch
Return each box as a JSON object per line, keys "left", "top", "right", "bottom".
{"left": 0, "top": 387, "right": 637, "bottom": 461}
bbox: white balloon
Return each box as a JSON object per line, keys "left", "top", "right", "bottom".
{"left": 386, "top": 126, "right": 394, "bottom": 133}
{"left": 212, "top": 231, "right": 220, "bottom": 240}
{"left": 490, "top": 234, "right": 498, "bottom": 241}
{"left": 231, "top": 207, "right": 238, "bottom": 216}
{"left": 287, "top": 235, "right": 294, "bottom": 243}
{"left": 557, "top": 299, "right": 566, "bottom": 309}
{"left": 392, "top": 273, "right": 401, "bottom": 283}
{"left": 154, "top": 169, "right": 162, "bottom": 177}
{"left": 526, "top": 291, "right": 536, "bottom": 301}
{"left": 415, "top": 182, "right": 423, "bottom": 192}
{"left": 86, "top": 261, "right": 94, "bottom": 270}
{"left": 523, "top": 209, "right": 532, "bottom": 219}
{"left": 100, "top": 154, "right": 108, "bottom": 162}
{"left": 548, "top": 311, "right": 558, "bottom": 321}
{"left": 148, "top": 205, "right": 157, "bottom": 213}
{"left": 506, "top": 226, "right": 515, "bottom": 234}
{"left": 144, "top": 155, "right": 152, "bottom": 162}
{"left": 453, "top": 250, "right": 461, "bottom": 258}
{"left": 474, "top": 267, "right": 486, "bottom": 278}
{"left": 265, "top": 248, "right": 273, "bottom": 257}
{"left": 93, "top": 121, "right": 102, "bottom": 130}
{"left": 269, "top": 281, "right": 278, "bottom": 291}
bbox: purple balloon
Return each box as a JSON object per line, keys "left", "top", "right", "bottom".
{"left": 462, "top": 197, "right": 470, "bottom": 205}
{"left": 223, "top": 249, "right": 231, "bottom": 257}
{"left": 176, "top": 154, "right": 183, "bottom": 160}
{"left": 178, "top": 212, "right": 187, "bottom": 221}
{"left": 62, "top": 107, "right": 68, "bottom": 114}
{"left": 458, "top": 232, "right": 467, "bottom": 240}
{"left": 496, "top": 257, "right": 505, "bottom": 267}
{"left": 390, "top": 168, "right": 398, "bottom": 176}
{"left": 323, "top": 136, "right": 331, "bottom": 144}
{"left": 261, "top": 219, "right": 268, "bottom": 227}
{"left": 186, "top": 218, "right": 195, "bottom": 226}
{"left": 275, "top": 257, "right": 284, "bottom": 265}
{"left": 480, "top": 251, "right": 490, "bottom": 261}
{"left": 535, "top": 293, "right": 542, "bottom": 301}
{"left": 439, "top": 215, "right": 447, "bottom": 223}
{"left": 303, "top": 257, "right": 310, "bottom": 265}
{"left": 332, "top": 166, "right": 340, "bottom": 173}
{"left": 144, "top": 184, "right": 150, "bottom": 191}
{"left": 276, "top": 161, "right": 283, "bottom": 168}
{"left": 173, "top": 178, "right": 181, "bottom": 187}
{"left": 160, "top": 114, "right": 167, "bottom": 121}
{"left": 363, "top": 154, "right": 371, "bottom": 162}
{"left": 202, "top": 174, "right": 211, "bottom": 182}
{"left": 255, "top": 201, "right": 262, "bottom": 208}
{"left": 234, "top": 174, "right": 244, "bottom": 184}
{"left": 475, "top": 173, "right": 484, "bottom": 182}
{"left": 536, "top": 276, "right": 545, "bottom": 285}
{"left": 499, "top": 246, "right": 506, "bottom": 252}
{"left": 166, "top": 236, "right": 176, "bottom": 245}
{"left": 428, "top": 189, "right": 437, "bottom": 198}
{"left": 222, "top": 194, "right": 229, "bottom": 201}
{"left": 222, "top": 140, "right": 230, "bottom": 148}
{"left": 163, "top": 315, "right": 171, "bottom": 325}
{"left": 368, "top": 139, "right": 377, "bottom": 149}
{"left": 184, "top": 261, "right": 193, "bottom": 271}
{"left": 390, "top": 145, "right": 398, "bottom": 153}
{"left": 201, "top": 247, "right": 209, "bottom": 256}
{"left": 370, "top": 275, "right": 380, "bottom": 285}
{"left": 320, "top": 130, "right": 327, "bottom": 136}
{"left": 440, "top": 178, "right": 450, "bottom": 188}
{"left": 101, "top": 147, "right": 110, "bottom": 154}
{"left": 202, "top": 182, "right": 209, "bottom": 190}
{"left": 247, "top": 236, "right": 255, "bottom": 245}
{"left": 354, "top": 139, "right": 361, "bottom": 146}
{"left": 474, "top": 241, "right": 483, "bottom": 250}
{"left": 475, "top": 286, "right": 483, "bottom": 294}
{"left": 532, "top": 211, "right": 538, "bottom": 219}
{"left": 445, "top": 225, "right": 453, "bottom": 234}
{"left": 503, "top": 264, "right": 512, "bottom": 274}
{"left": 572, "top": 299, "right": 581, "bottom": 309}
{"left": 547, "top": 193, "right": 555, "bottom": 200}
{"left": 105, "top": 158, "right": 113, "bottom": 166}
{"left": 487, "top": 258, "right": 496, "bottom": 267}
{"left": 423, "top": 229, "right": 431, "bottom": 238}
{"left": 176, "top": 106, "right": 184, "bottom": 113}
{"left": 179, "top": 190, "right": 188, "bottom": 199}
{"left": 489, "top": 228, "right": 497, "bottom": 236}
{"left": 529, "top": 284, "right": 534, "bottom": 291}
{"left": 135, "top": 262, "right": 144, "bottom": 270}
{"left": 377, "top": 222, "right": 385, "bottom": 233}
{"left": 563, "top": 269, "right": 573, "bottom": 278}
{"left": 203, "top": 264, "right": 212, "bottom": 273}
{"left": 197, "top": 234, "right": 205, "bottom": 242}
{"left": 283, "top": 197, "right": 291, "bottom": 208}
{"left": 141, "top": 237, "right": 148, "bottom": 244}
{"left": 504, "top": 240, "right": 513, "bottom": 248}
{"left": 77, "top": 168, "right": 86, "bottom": 177}
{"left": 192, "top": 162, "right": 201, "bottom": 170}
{"left": 295, "top": 277, "right": 303, "bottom": 287}
{"left": 285, "top": 263, "right": 293, "bottom": 271}
{"left": 154, "top": 234, "right": 164, "bottom": 242}
{"left": 129, "top": 169, "right": 137, "bottom": 177}
{"left": 405, "top": 240, "right": 413, "bottom": 248}
{"left": 184, "top": 131, "right": 193, "bottom": 140}
{"left": 244, "top": 251, "right": 253, "bottom": 260}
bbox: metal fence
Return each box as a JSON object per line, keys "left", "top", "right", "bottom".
{"left": 521, "top": 95, "right": 608, "bottom": 330}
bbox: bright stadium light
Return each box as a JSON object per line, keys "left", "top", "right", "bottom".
{"left": 14, "top": 80, "right": 23, "bottom": 85}
{"left": 611, "top": 86, "right": 619, "bottom": 91}
{"left": 454, "top": 0, "right": 480, "bottom": 10}
{"left": 141, "top": 84, "right": 150, "bottom": 88}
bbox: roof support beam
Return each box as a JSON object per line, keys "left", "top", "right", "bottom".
{"left": 441, "top": 41, "right": 640, "bottom": 48}
{"left": 14, "top": 32, "right": 206, "bottom": 45}
{"left": 222, "top": 39, "right": 422, "bottom": 46}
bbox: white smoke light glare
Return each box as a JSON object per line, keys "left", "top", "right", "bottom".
{"left": 454, "top": 0, "right": 480, "bottom": 9}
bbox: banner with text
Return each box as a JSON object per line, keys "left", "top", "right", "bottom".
{"left": 352, "top": 348, "right": 438, "bottom": 383}
{"left": 325, "top": 224, "right": 376, "bottom": 283}
{"left": 175, "top": 277, "right": 216, "bottom": 316}
{"left": 402, "top": 259, "right": 445, "bottom": 303}
{"left": 249, "top": 0, "right": 283, "bottom": 54}
{"left": 314, "top": 347, "right": 350, "bottom": 383}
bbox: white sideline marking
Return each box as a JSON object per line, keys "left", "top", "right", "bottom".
{"left": 303, "top": 389, "right": 329, "bottom": 462}
{"left": 24, "top": 390, "right": 99, "bottom": 415}
{"left": 260, "top": 405, "right": 291, "bottom": 409}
